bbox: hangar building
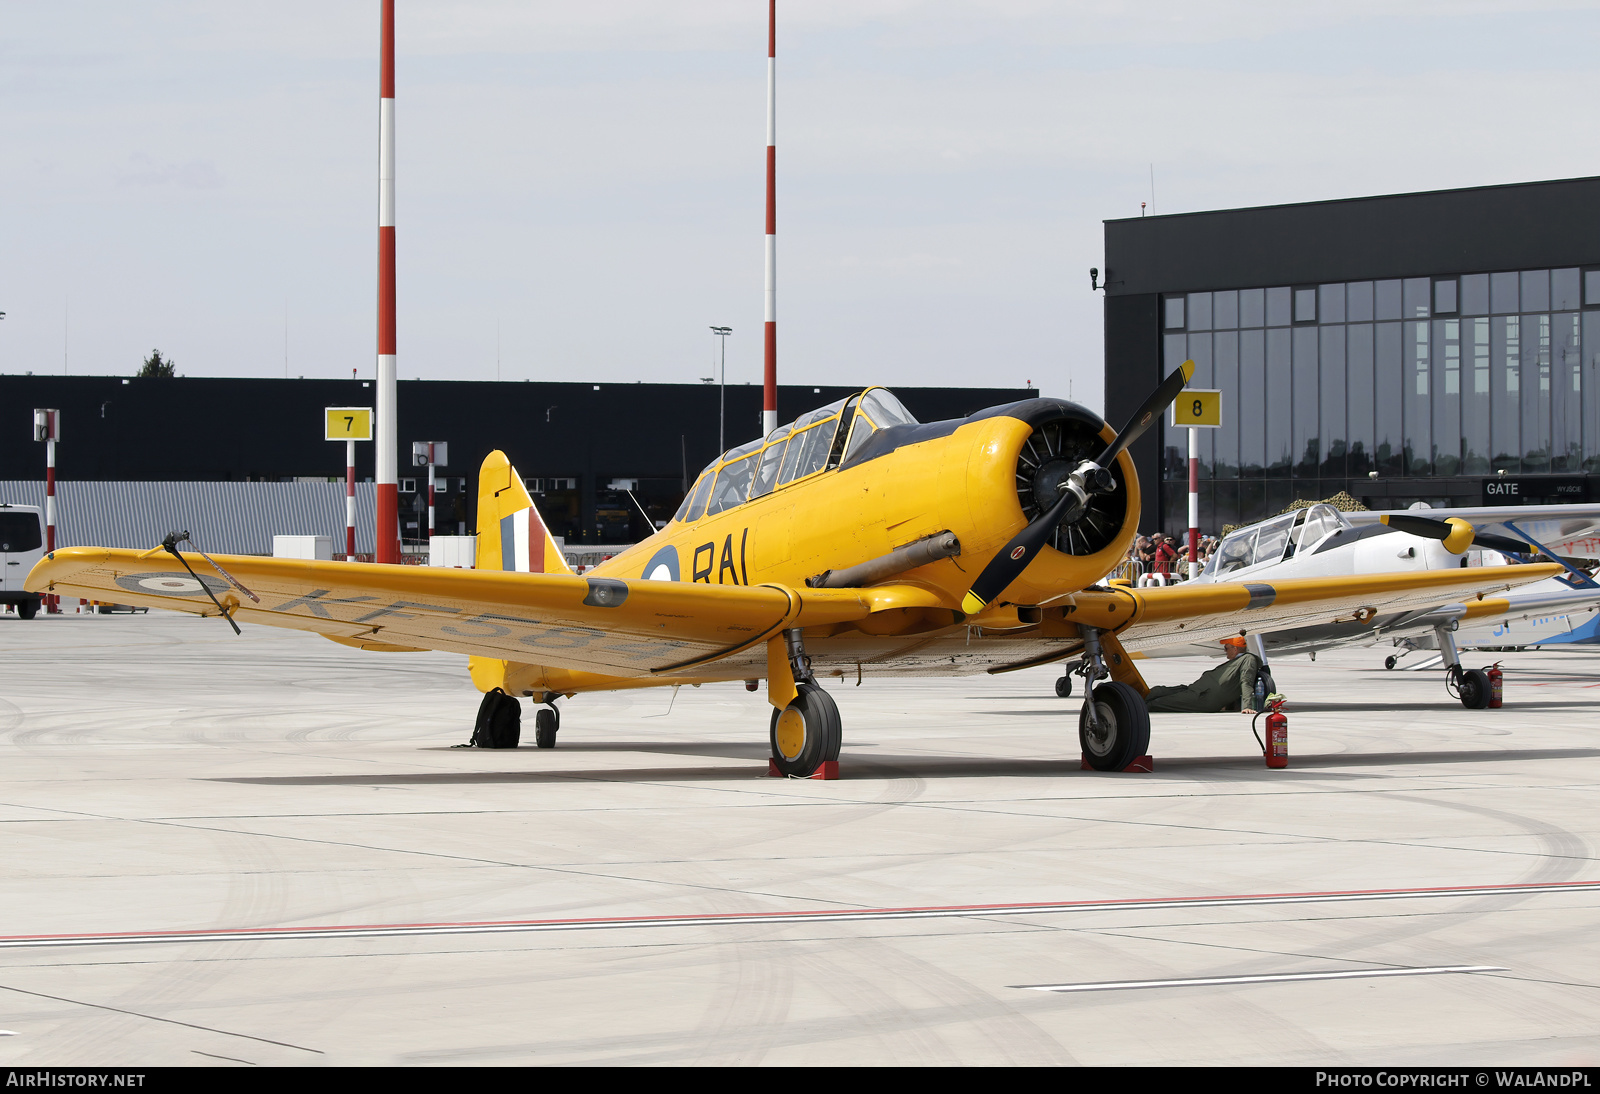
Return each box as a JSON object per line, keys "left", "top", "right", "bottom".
{"left": 1103, "top": 176, "right": 1600, "bottom": 536}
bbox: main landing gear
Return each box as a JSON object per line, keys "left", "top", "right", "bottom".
{"left": 768, "top": 629, "right": 841, "bottom": 777}
{"left": 1076, "top": 628, "right": 1150, "bottom": 771}
{"left": 534, "top": 703, "right": 560, "bottom": 748}
{"left": 1436, "top": 622, "right": 1492, "bottom": 710}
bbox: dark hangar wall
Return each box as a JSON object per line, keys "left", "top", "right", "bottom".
{"left": 0, "top": 376, "right": 1034, "bottom": 542}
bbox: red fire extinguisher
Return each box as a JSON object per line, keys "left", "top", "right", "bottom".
{"left": 1486, "top": 662, "right": 1503, "bottom": 709}
{"left": 1253, "top": 697, "right": 1289, "bottom": 768}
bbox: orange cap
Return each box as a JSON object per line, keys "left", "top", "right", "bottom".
{"left": 1220, "top": 636, "right": 1247, "bottom": 649}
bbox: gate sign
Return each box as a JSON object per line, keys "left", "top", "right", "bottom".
{"left": 325, "top": 407, "right": 373, "bottom": 441}
{"left": 1171, "top": 389, "right": 1222, "bottom": 428}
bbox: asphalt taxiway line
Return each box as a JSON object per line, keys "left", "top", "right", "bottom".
{"left": 1018, "top": 965, "right": 1507, "bottom": 993}
{"left": 1, "top": 880, "right": 1594, "bottom": 950}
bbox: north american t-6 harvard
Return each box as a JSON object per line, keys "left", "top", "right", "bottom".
{"left": 27, "top": 363, "right": 1558, "bottom": 775}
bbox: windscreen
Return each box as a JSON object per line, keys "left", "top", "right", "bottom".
{"left": 0, "top": 512, "right": 42, "bottom": 553}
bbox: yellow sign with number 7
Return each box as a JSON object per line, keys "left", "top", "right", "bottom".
{"left": 325, "top": 406, "right": 373, "bottom": 441}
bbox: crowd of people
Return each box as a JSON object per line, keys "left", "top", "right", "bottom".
{"left": 1123, "top": 532, "right": 1220, "bottom": 581}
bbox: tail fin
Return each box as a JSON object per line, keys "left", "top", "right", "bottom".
{"left": 475, "top": 450, "right": 571, "bottom": 575}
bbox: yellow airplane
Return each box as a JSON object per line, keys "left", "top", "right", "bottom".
{"left": 25, "top": 364, "right": 1561, "bottom": 775}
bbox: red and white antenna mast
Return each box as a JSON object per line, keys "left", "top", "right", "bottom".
{"left": 762, "top": 0, "right": 778, "bottom": 436}
{"left": 374, "top": 0, "right": 400, "bottom": 564}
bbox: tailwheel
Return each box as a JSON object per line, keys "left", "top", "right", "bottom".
{"left": 1054, "top": 675, "right": 1074, "bottom": 699}
{"left": 1078, "top": 681, "right": 1150, "bottom": 772}
{"left": 534, "top": 706, "right": 559, "bottom": 748}
{"left": 1452, "top": 667, "right": 1491, "bottom": 710}
{"left": 1384, "top": 655, "right": 1398, "bottom": 670}
{"left": 769, "top": 681, "right": 841, "bottom": 777}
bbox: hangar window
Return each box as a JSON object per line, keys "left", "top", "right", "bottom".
{"left": 1318, "top": 284, "right": 1344, "bottom": 324}
{"left": 1213, "top": 290, "right": 1239, "bottom": 329}
{"left": 1434, "top": 279, "right": 1457, "bottom": 314}
{"left": 1521, "top": 269, "right": 1550, "bottom": 313}
{"left": 1239, "top": 288, "right": 1265, "bottom": 327}
{"left": 1164, "top": 296, "right": 1185, "bottom": 329}
{"left": 1552, "top": 268, "right": 1580, "bottom": 310}
{"left": 1586, "top": 270, "right": 1600, "bottom": 307}
{"left": 1404, "top": 277, "right": 1431, "bottom": 318}
{"left": 1266, "top": 287, "right": 1292, "bottom": 326}
{"left": 1293, "top": 288, "right": 1317, "bottom": 323}
{"left": 1375, "top": 279, "right": 1403, "bottom": 320}
{"left": 1347, "top": 281, "right": 1374, "bottom": 322}
{"left": 1187, "top": 293, "right": 1212, "bottom": 331}
{"left": 1460, "top": 273, "right": 1489, "bottom": 315}
{"left": 1490, "top": 271, "right": 1520, "bottom": 315}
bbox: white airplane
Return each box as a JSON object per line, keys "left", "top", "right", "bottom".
{"left": 1141, "top": 501, "right": 1600, "bottom": 708}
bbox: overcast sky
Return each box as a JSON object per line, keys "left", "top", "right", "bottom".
{"left": 5, "top": 2, "right": 1600, "bottom": 415}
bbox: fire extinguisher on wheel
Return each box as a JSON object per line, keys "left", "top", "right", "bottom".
{"left": 1252, "top": 696, "right": 1289, "bottom": 768}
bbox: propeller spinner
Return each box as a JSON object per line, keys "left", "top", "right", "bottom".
{"left": 960, "top": 359, "right": 1195, "bottom": 617}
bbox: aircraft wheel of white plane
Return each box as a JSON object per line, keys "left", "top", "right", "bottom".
{"left": 1385, "top": 655, "right": 1399, "bottom": 670}
{"left": 1054, "top": 675, "right": 1074, "bottom": 699}
{"left": 1455, "top": 668, "right": 1492, "bottom": 710}
{"left": 534, "top": 707, "right": 559, "bottom": 749}
{"left": 1078, "top": 681, "right": 1150, "bottom": 772}
{"left": 768, "top": 681, "right": 841, "bottom": 777}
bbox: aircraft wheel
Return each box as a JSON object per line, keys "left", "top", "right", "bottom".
{"left": 16, "top": 599, "right": 38, "bottom": 621}
{"left": 534, "top": 707, "right": 559, "bottom": 749}
{"left": 1384, "top": 655, "right": 1398, "bottom": 670}
{"left": 769, "top": 681, "right": 841, "bottom": 777}
{"left": 1054, "top": 675, "right": 1073, "bottom": 699}
{"left": 1078, "top": 681, "right": 1151, "bottom": 772}
{"left": 1456, "top": 668, "right": 1491, "bottom": 710}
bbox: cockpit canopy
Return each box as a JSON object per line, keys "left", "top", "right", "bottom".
{"left": 673, "top": 388, "right": 918, "bottom": 523}
{"left": 1203, "top": 502, "right": 1348, "bottom": 576}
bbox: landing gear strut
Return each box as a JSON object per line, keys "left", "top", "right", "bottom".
{"left": 768, "top": 629, "right": 841, "bottom": 777}
{"left": 1436, "top": 622, "right": 1491, "bottom": 710}
{"left": 1076, "top": 628, "right": 1150, "bottom": 771}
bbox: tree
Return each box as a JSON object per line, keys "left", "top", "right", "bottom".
{"left": 138, "top": 349, "right": 175, "bottom": 378}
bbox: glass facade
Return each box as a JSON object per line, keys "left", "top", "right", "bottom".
{"left": 1161, "top": 266, "right": 1600, "bottom": 532}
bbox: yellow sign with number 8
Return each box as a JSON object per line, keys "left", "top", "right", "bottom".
{"left": 1170, "top": 389, "right": 1222, "bottom": 428}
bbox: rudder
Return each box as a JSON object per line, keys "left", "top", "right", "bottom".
{"left": 475, "top": 450, "right": 571, "bottom": 575}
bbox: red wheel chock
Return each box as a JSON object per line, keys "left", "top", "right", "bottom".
{"left": 1081, "top": 754, "right": 1154, "bottom": 773}
{"left": 767, "top": 759, "right": 840, "bottom": 780}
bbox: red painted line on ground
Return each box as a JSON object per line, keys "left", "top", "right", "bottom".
{"left": 0, "top": 880, "right": 1595, "bottom": 950}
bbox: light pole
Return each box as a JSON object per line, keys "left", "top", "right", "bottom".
{"left": 710, "top": 326, "right": 732, "bottom": 454}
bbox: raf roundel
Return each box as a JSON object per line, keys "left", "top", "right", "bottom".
{"left": 642, "top": 545, "right": 680, "bottom": 582}
{"left": 113, "top": 572, "right": 229, "bottom": 598}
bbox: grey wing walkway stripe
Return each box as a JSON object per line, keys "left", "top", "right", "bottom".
{"left": 0, "top": 879, "right": 1593, "bottom": 950}
{"left": 1018, "top": 965, "right": 1506, "bottom": 993}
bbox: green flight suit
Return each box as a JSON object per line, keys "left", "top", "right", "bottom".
{"left": 1144, "top": 652, "right": 1261, "bottom": 714}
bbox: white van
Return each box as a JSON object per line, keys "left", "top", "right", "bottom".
{"left": 0, "top": 504, "right": 45, "bottom": 620}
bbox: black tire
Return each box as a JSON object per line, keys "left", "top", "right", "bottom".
{"left": 535, "top": 707, "right": 558, "bottom": 749}
{"left": 769, "top": 681, "right": 841, "bottom": 777}
{"left": 1054, "top": 675, "right": 1074, "bottom": 699}
{"left": 16, "top": 599, "right": 39, "bottom": 621}
{"left": 1457, "top": 667, "right": 1491, "bottom": 710}
{"left": 1384, "top": 655, "right": 1398, "bottom": 670}
{"left": 1078, "top": 681, "right": 1151, "bottom": 772}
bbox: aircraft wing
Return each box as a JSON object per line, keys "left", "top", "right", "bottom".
{"left": 26, "top": 547, "right": 877, "bottom": 678}
{"left": 1104, "top": 563, "right": 1565, "bottom": 653}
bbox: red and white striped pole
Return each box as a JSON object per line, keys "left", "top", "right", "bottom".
{"left": 1187, "top": 426, "right": 1200, "bottom": 579}
{"left": 761, "top": 0, "right": 778, "bottom": 437}
{"left": 427, "top": 442, "right": 435, "bottom": 539}
{"left": 345, "top": 439, "right": 356, "bottom": 560}
{"left": 32, "top": 410, "right": 60, "bottom": 612}
{"left": 374, "top": 0, "right": 401, "bottom": 564}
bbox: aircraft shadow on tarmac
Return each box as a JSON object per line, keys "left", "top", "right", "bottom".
{"left": 994, "top": 698, "right": 1600, "bottom": 716}
{"left": 209, "top": 746, "right": 1600, "bottom": 786}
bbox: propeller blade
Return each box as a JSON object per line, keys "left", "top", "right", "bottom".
{"left": 961, "top": 488, "right": 1078, "bottom": 616}
{"left": 958, "top": 360, "right": 1196, "bottom": 617}
{"left": 1096, "top": 359, "right": 1196, "bottom": 472}
{"left": 1380, "top": 514, "right": 1534, "bottom": 555}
